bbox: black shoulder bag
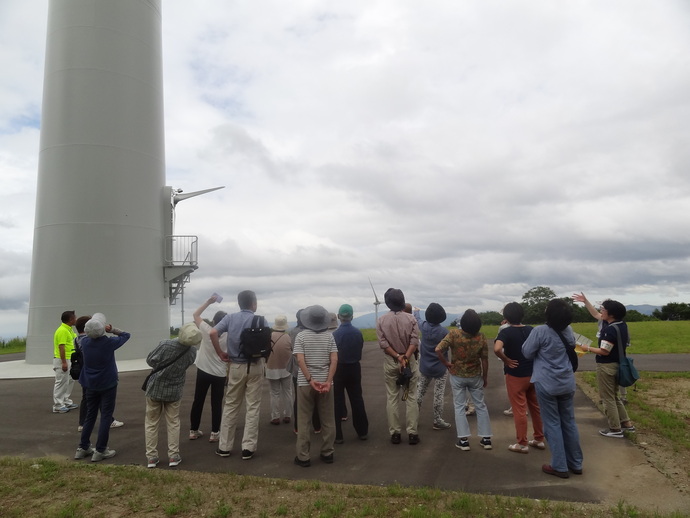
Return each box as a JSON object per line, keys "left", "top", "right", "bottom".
{"left": 556, "top": 330, "right": 578, "bottom": 372}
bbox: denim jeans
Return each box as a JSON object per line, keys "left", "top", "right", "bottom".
{"left": 534, "top": 383, "right": 583, "bottom": 472}
{"left": 79, "top": 385, "right": 117, "bottom": 453}
{"left": 449, "top": 375, "right": 491, "bottom": 438}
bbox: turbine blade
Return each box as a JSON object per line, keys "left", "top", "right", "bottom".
{"left": 368, "top": 277, "right": 381, "bottom": 304}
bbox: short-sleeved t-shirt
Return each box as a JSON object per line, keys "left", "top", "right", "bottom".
{"left": 54, "top": 323, "right": 77, "bottom": 359}
{"left": 495, "top": 325, "right": 534, "bottom": 377}
{"left": 435, "top": 329, "right": 487, "bottom": 377}
{"left": 597, "top": 321, "right": 629, "bottom": 364}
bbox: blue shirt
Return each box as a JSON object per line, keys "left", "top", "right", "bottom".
{"left": 213, "top": 309, "right": 257, "bottom": 363}
{"left": 522, "top": 325, "right": 576, "bottom": 396}
{"left": 79, "top": 332, "right": 131, "bottom": 391}
{"left": 332, "top": 322, "right": 364, "bottom": 364}
{"left": 413, "top": 310, "right": 449, "bottom": 378}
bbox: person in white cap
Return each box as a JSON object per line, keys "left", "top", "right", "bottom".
{"left": 266, "top": 315, "right": 294, "bottom": 426}
{"left": 73, "top": 313, "right": 130, "bottom": 462}
{"left": 143, "top": 322, "right": 201, "bottom": 468}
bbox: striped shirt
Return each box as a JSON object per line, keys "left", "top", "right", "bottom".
{"left": 293, "top": 329, "right": 337, "bottom": 387}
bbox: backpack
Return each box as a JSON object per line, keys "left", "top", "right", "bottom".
{"left": 239, "top": 315, "right": 273, "bottom": 362}
{"left": 69, "top": 338, "right": 83, "bottom": 380}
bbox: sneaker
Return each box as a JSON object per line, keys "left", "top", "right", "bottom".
{"left": 270, "top": 418, "right": 280, "bottom": 425}
{"left": 169, "top": 455, "right": 182, "bottom": 467}
{"left": 77, "top": 425, "right": 83, "bottom": 432}
{"left": 599, "top": 428, "right": 624, "bottom": 438}
{"left": 241, "top": 449, "right": 254, "bottom": 460}
{"left": 66, "top": 403, "right": 79, "bottom": 410}
{"left": 147, "top": 457, "right": 159, "bottom": 469}
{"left": 294, "top": 456, "right": 310, "bottom": 467}
{"left": 53, "top": 406, "right": 70, "bottom": 413}
{"left": 91, "top": 448, "right": 116, "bottom": 462}
{"left": 621, "top": 422, "right": 636, "bottom": 432}
{"left": 110, "top": 420, "right": 124, "bottom": 429}
{"left": 528, "top": 440, "right": 546, "bottom": 450}
{"left": 209, "top": 432, "right": 220, "bottom": 443}
{"left": 503, "top": 408, "right": 513, "bottom": 416}
{"left": 408, "top": 434, "right": 420, "bottom": 445}
{"left": 74, "top": 446, "right": 94, "bottom": 459}
{"left": 542, "top": 464, "right": 569, "bottom": 479}
{"left": 215, "top": 448, "right": 231, "bottom": 457}
{"left": 189, "top": 429, "right": 204, "bottom": 440}
{"left": 391, "top": 432, "right": 401, "bottom": 444}
{"left": 433, "top": 420, "right": 451, "bottom": 430}
{"left": 320, "top": 453, "right": 334, "bottom": 464}
{"left": 456, "top": 438, "right": 470, "bottom": 451}
{"left": 480, "top": 437, "right": 492, "bottom": 450}
{"left": 508, "top": 443, "right": 529, "bottom": 454}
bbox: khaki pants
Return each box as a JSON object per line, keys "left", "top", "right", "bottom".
{"left": 383, "top": 355, "right": 419, "bottom": 436}
{"left": 295, "top": 384, "right": 335, "bottom": 461}
{"left": 145, "top": 397, "right": 181, "bottom": 459}
{"left": 218, "top": 361, "right": 264, "bottom": 453}
{"left": 596, "top": 362, "right": 630, "bottom": 429}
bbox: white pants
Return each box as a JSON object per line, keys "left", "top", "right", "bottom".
{"left": 269, "top": 375, "right": 293, "bottom": 420}
{"left": 53, "top": 358, "right": 75, "bottom": 409}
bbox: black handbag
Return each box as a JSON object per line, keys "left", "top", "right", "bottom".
{"left": 556, "top": 330, "right": 578, "bottom": 372}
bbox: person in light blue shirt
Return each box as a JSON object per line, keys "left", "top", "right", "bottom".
{"left": 522, "top": 299, "right": 583, "bottom": 479}
{"left": 209, "top": 290, "right": 265, "bottom": 461}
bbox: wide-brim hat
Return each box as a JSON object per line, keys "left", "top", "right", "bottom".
{"left": 273, "top": 315, "right": 289, "bottom": 331}
{"left": 301, "top": 305, "right": 330, "bottom": 332}
{"left": 384, "top": 288, "right": 405, "bottom": 312}
{"left": 328, "top": 312, "right": 338, "bottom": 330}
{"left": 179, "top": 322, "right": 202, "bottom": 346}
{"left": 425, "top": 303, "right": 447, "bottom": 325}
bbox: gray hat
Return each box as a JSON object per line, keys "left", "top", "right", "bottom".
{"left": 300, "top": 305, "right": 330, "bottom": 332}
{"left": 84, "top": 318, "right": 105, "bottom": 339}
{"left": 178, "top": 322, "right": 202, "bottom": 346}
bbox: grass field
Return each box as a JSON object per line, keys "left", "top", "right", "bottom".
{"left": 362, "top": 321, "right": 690, "bottom": 354}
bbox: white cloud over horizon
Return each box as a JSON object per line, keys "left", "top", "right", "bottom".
{"left": 1, "top": 0, "right": 690, "bottom": 337}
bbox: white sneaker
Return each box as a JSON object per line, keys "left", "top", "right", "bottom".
{"left": 110, "top": 420, "right": 124, "bottom": 428}
{"left": 91, "top": 448, "right": 116, "bottom": 462}
{"left": 77, "top": 425, "right": 83, "bottom": 432}
{"left": 189, "top": 429, "right": 204, "bottom": 440}
{"left": 209, "top": 431, "right": 220, "bottom": 443}
{"left": 169, "top": 455, "right": 182, "bottom": 467}
{"left": 147, "top": 457, "right": 159, "bottom": 468}
{"left": 74, "top": 446, "right": 94, "bottom": 459}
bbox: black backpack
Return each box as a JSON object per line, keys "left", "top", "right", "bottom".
{"left": 239, "top": 315, "right": 273, "bottom": 362}
{"left": 69, "top": 338, "right": 83, "bottom": 380}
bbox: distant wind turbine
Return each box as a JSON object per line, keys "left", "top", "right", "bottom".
{"left": 369, "top": 278, "right": 381, "bottom": 322}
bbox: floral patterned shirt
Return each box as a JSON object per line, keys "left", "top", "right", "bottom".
{"left": 435, "top": 329, "right": 487, "bottom": 377}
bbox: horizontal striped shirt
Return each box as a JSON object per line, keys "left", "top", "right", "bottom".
{"left": 293, "top": 329, "right": 337, "bottom": 386}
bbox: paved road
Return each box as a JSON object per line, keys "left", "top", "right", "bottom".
{"left": 1, "top": 347, "right": 688, "bottom": 513}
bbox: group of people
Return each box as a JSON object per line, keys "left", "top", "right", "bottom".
{"left": 54, "top": 287, "right": 634, "bottom": 478}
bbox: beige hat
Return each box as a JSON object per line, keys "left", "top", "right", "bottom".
{"left": 273, "top": 315, "right": 288, "bottom": 331}
{"left": 178, "top": 322, "right": 202, "bottom": 346}
{"left": 328, "top": 312, "right": 338, "bottom": 330}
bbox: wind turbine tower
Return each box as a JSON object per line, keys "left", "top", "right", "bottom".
{"left": 25, "top": 0, "right": 184, "bottom": 364}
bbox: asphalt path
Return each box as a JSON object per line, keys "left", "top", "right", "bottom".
{"left": 1, "top": 346, "right": 689, "bottom": 513}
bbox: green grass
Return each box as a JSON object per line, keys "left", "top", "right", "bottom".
{"left": 0, "top": 337, "right": 27, "bottom": 355}
{"left": 579, "top": 371, "right": 690, "bottom": 451}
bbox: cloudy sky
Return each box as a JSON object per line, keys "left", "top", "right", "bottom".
{"left": 1, "top": 1, "right": 689, "bottom": 337}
